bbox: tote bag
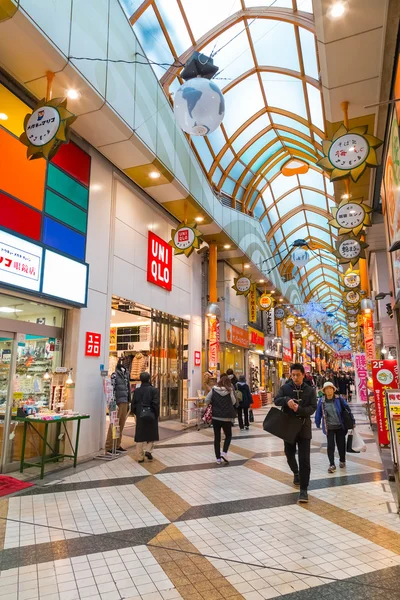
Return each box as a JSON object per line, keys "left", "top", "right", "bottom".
{"left": 263, "top": 406, "right": 304, "bottom": 444}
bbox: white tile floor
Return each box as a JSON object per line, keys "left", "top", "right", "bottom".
{"left": 49, "top": 456, "right": 148, "bottom": 485}
{"left": 156, "top": 432, "right": 212, "bottom": 446}
{"left": 153, "top": 445, "right": 245, "bottom": 467}
{"left": 0, "top": 546, "right": 182, "bottom": 600}
{"left": 230, "top": 436, "right": 285, "bottom": 453}
{"left": 156, "top": 466, "right": 293, "bottom": 506}
{"left": 311, "top": 480, "right": 400, "bottom": 534}
{"left": 4, "top": 485, "right": 169, "bottom": 549}
{"left": 176, "top": 504, "right": 400, "bottom": 598}
{"left": 253, "top": 452, "right": 382, "bottom": 480}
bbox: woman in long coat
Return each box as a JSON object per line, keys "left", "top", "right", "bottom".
{"left": 132, "top": 372, "right": 160, "bottom": 462}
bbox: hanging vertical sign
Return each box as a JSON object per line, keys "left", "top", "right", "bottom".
{"left": 362, "top": 312, "right": 374, "bottom": 368}
{"left": 209, "top": 317, "right": 220, "bottom": 369}
{"left": 248, "top": 283, "right": 257, "bottom": 323}
{"left": 354, "top": 353, "right": 368, "bottom": 403}
{"left": 147, "top": 232, "right": 172, "bottom": 291}
{"left": 265, "top": 308, "right": 275, "bottom": 335}
{"left": 372, "top": 360, "right": 399, "bottom": 445}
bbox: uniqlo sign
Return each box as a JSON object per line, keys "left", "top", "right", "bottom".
{"left": 147, "top": 232, "right": 172, "bottom": 291}
{"left": 85, "top": 332, "right": 101, "bottom": 357}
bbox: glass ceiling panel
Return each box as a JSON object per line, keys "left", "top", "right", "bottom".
{"left": 277, "top": 189, "right": 302, "bottom": 215}
{"left": 219, "top": 149, "right": 235, "bottom": 170}
{"left": 268, "top": 206, "right": 279, "bottom": 226}
{"left": 270, "top": 113, "right": 311, "bottom": 136}
{"left": 231, "top": 114, "right": 271, "bottom": 152}
{"left": 202, "top": 23, "right": 254, "bottom": 82}
{"left": 192, "top": 137, "right": 214, "bottom": 171}
{"left": 230, "top": 162, "right": 246, "bottom": 179}
{"left": 297, "top": 0, "right": 313, "bottom": 13}
{"left": 179, "top": 0, "right": 242, "bottom": 40}
{"left": 307, "top": 83, "right": 325, "bottom": 131}
{"left": 262, "top": 187, "right": 274, "bottom": 209}
{"left": 277, "top": 130, "right": 314, "bottom": 150}
{"left": 262, "top": 73, "right": 307, "bottom": 119}
{"left": 222, "top": 178, "right": 236, "bottom": 195}
{"left": 285, "top": 227, "right": 308, "bottom": 247}
{"left": 299, "top": 27, "right": 319, "bottom": 79}
{"left": 301, "top": 189, "right": 327, "bottom": 210}
{"left": 282, "top": 212, "right": 305, "bottom": 236}
{"left": 271, "top": 173, "right": 297, "bottom": 199}
{"left": 299, "top": 169, "right": 324, "bottom": 190}
{"left": 250, "top": 20, "right": 300, "bottom": 72}
{"left": 253, "top": 142, "right": 283, "bottom": 172}
{"left": 134, "top": 6, "right": 174, "bottom": 79}
{"left": 207, "top": 127, "right": 225, "bottom": 154}
{"left": 240, "top": 130, "right": 277, "bottom": 164}
{"left": 245, "top": 0, "right": 293, "bottom": 7}
{"left": 155, "top": 0, "right": 192, "bottom": 55}
{"left": 223, "top": 79, "right": 265, "bottom": 137}
{"left": 253, "top": 200, "right": 266, "bottom": 219}
{"left": 274, "top": 228, "right": 284, "bottom": 245}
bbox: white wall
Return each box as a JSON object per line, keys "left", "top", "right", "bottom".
{"left": 217, "top": 262, "right": 248, "bottom": 332}
{"left": 66, "top": 151, "right": 202, "bottom": 457}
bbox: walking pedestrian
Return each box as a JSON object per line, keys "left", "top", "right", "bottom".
{"left": 132, "top": 372, "right": 160, "bottom": 463}
{"left": 226, "top": 368, "right": 238, "bottom": 387}
{"left": 236, "top": 375, "right": 253, "bottom": 431}
{"left": 315, "top": 381, "right": 355, "bottom": 472}
{"left": 274, "top": 363, "right": 317, "bottom": 503}
{"left": 205, "top": 374, "right": 237, "bottom": 464}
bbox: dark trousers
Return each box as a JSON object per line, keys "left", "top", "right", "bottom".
{"left": 212, "top": 420, "right": 232, "bottom": 458}
{"left": 284, "top": 437, "right": 311, "bottom": 490}
{"left": 327, "top": 428, "right": 346, "bottom": 464}
{"left": 237, "top": 407, "right": 249, "bottom": 429}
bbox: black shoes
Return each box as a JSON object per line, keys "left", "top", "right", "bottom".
{"left": 298, "top": 489, "right": 309, "bottom": 503}
{"left": 293, "top": 473, "right": 300, "bottom": 486}
{"left": 145, "top": 452, "right": 153, "bottom": 461}
{"left": 117, "top": 447, "right": 127, "bottom": 453}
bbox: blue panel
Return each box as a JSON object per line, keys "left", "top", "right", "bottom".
{"left": 43, "top": 217, "right": 85, "bottom": 261}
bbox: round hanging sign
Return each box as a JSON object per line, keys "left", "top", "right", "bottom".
{"left": 291, "top": 248, "right": 310, "bottom": 269}
{"left": 259, "top": 294, "right": 273, "bottom": 311}
{"left": 346, "top": 290, "right": 360, "bottom": 305}
{"left": 348, "top": 322, "right": 358, "bottom": 329}
{"left": 293, "top": 324, "right": 303, "bottom": 334}
{"left": 328, "top": 133, "right": 369, "bottom": 171}
{"left": 169, "top": 222, "right": 203, "bottom": 257}
{"left": 347, "top": 308, "right": 359, "bottom": 316}
{"left": 286, "top": 316, "right": 296, "bottom": 328}
{"left": 308, "top": 334, "right": 315, "bottom": 342}
{"left": 336, "top": 203, "right": 365, "bottom": 230}
{"left": 338, "top": 237, "right": 362, "bottom": 261}
{"left": 343, "top": 272, "right": 361, "bottom": 289}
{"left": 232, "top": 274, "right": 252, "bottom": 296}
{"left": 275, "top": 307, "right": 285, "bottom": 320}
{"left": 26, "top": 106, "right": 60, "bottom": 146}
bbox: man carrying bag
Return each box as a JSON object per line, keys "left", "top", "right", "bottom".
{"left": 269, "top": 363, "right": 317, "bottom": 503}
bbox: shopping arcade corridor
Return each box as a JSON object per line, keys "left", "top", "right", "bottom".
{"left": 0, "top": 403, "right": 399, "bottom": 600}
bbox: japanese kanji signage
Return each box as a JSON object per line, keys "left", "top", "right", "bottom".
{"left": 248, "top": 283, "right": 257, "bottom": 323}
{"left": 363, "top": 311, "right": 374, "bottom": 368}
{"left": 342, "top": 265, "right": 360, "bottom": 289}
{"left": 20, "top": 97, "right": 76, "bottom": 160}
{"left": 354, "top": 353, "right": 368, "bottom": 403}
{"left": 248, "top": 326, "right": 264, "bottom": 350}
{"left": 194, "top": 350, "right": 201, "bottom": 367}
{"left": 386, "top": 389, "right": 400, "bottom": 445}
{"left": 329, "top": 197, "right": 372, "bottom": 237}
{"left": 147, "top": 231, "right": 172, "bottom": 291}
{"left": 317, "top": 124, "right": 382, "bottom": 182}
{"left": 372, "top": 360, "right": 399, "bottom": 445}
{"left": 265, "top": 308, "right": 275, "bottom": 335}
{"left": 85, "top": 332, "right": 101, "bottom": 357}
{"left": 232, "top": 274, "right": 252, "bottom": 296}
{"left": 0, "top": 230, "right": 42, "bottom": 292}
{"left": 334, "top": 235, "right": 368, "bottom": 264}
{"left": 169, "top": 222, "right": 203, "bottom": 257}
{"left": 259, "top": 293, "right": 274, "bottom": 311}
{"left": 226, "top": 324, "right": 249, "bottom": 348}
{"left": 209, "top": 317, "right": 220, "bottom": 369}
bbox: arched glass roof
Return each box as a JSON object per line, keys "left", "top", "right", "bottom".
{"left": 122, "top": 0, "right": 348, "bottom": 339}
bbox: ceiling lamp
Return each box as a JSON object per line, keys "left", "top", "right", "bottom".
{"left": 330, "top": 2, "right": 346, "bottom": 18}
{"left": 281, "top": 158, "right": 309, "bottom": 177}
{"left": 174, "top": 52, "right": 224, "bottom": 136}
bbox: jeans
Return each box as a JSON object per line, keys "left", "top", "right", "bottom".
{"left": 237, "top": 407, "right": 249, "bottom": 429}
{"left": 105, "top": 402, "right": 130, "bottom": 451}
{"left": 284, "top": 437, "right": 311, "bottom": 490}
{"left": 327, "top": 428, "right": 346, "bottom": 464}
{"left": 136, "top": 441, "right": 154, "bottom": 460}
{"left": 212, "top": 419, "right": 232, "bottom": 458}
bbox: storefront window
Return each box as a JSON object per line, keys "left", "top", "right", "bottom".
{"left": 220, "top": 344, "right": 245, "bottom": 377}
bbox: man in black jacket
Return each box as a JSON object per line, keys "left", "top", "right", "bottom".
{"left": 274, "top": 363, "right": 317, "bottom": 503}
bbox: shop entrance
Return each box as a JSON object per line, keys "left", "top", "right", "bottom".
{"left": 110, "top": 297, "right": 188, "bottom": 420}
{"left": 0, "top": 294, "right": 64, "bottom": 472}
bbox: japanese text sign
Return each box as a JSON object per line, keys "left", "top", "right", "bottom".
{"left": 0, "top": 230, "right": 42, "bottom": 292}
{"left": 194, "top": 351, "right": 201, "bottom": 367}
{"left": 147, "top": 232, "right": 172, "bottom": 291}
{"left": 209, "top": 317, "right": 220, "bottom": 369}
{"left": 386, "top": 390, "right": 400, "bottom": 446}
{"left": 85, "top": 332, "right": 101, "bottom": 357}
{"left": 248, "top": 283, "right": 257, "bottom": 323}
{"left": 363, "top": 312, "right": 374, "bottom": 368}
{"left": 372, "top": 360, "right": 399, "bottom": 445}
{"left": 355, "top": 353, "right": 368, "bottom": 403}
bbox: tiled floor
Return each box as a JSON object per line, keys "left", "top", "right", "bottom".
{"left": 1, "top": 403, "right": 399, "bottom": 600}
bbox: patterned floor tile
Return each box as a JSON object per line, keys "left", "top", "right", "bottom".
{"left": 48, "top": 455, "right": 149, "bottom": 485}
{"left": 152, "top": 446, "right": 245, "bottom": 467}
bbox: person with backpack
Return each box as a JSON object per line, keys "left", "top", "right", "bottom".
{"left": 236, "top": 375, "right": 253, "bottom": 430}
{"left": 315, "top": 381, "right": 355, "bottom": 473}
{"left": 205, "top": 374, "right": 237, "bottom": 464}
{"left": 132, "top": 372, "right": 160, "bottom": 463}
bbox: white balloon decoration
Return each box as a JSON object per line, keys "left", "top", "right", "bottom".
{"left": 174, "top": 77, "right": 225, "bottom": 136}
{"left": 292, "top": 248, "right": 310, "bottom": 269}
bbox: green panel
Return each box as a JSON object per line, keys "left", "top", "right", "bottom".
{"left": 45, "top": 190, "right": 87, "bottom": 234}
{"left": 47, "top": 164, "right": 89, "bottom": 210}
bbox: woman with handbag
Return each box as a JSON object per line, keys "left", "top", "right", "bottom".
{"left": 205, "top": 374, "right": 237, "bottom": 464}
{"left": 132, "top": 372, "right": 160, "bottom": 463}
{"left": 315, "top": 381, "right": 355, "bottom": 473}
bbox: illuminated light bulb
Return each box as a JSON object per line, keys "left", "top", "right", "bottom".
{"left": 43, "top": 369, "right": 50, "bottom": 380}
{"left": 223, "top": 244, "right": 231, "bottom": 249}
{"left": 66, "top": 89, "right": 80, "bottom": 100}
{"left": 0, "top": 113, "right": 8, "bottom": 120}
{"left": 149, "top": 171, "right": 161, "bottom": 179}
{"left": 195, "top": 216, "right": 204, "bottom": 222}
{"left": 330, "top": 2, "right": 345, "bottom": 18}
{"left": 66, "top": 370, "right": 74, "bottom": 385}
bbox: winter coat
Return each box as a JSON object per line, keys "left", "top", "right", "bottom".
{"left": 205, "top": 385, "right": 236, "bottom": 422}
{"left": 315, "top": 395, "right": 355, "bottom": 435}
{"left": 111, "top": 367, "right": 130, "bottom": 404}
{"left": 337, "top": 376, "right": 348, "bottom": 395}
{"left": 132, "top": 382, "right": 160, "bottom": 442}
{"left": 236, "top": 381, "right": 253, "bottom": 408}
{"left": 274, "top": 379, "right": 317, "bottom": 439}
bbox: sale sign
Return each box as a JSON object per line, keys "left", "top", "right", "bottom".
{"left": 372, "top": 359, "right": 399, "bottom": 445}
{"left": 147, "top": 232, "right": 172, "bottom": 291}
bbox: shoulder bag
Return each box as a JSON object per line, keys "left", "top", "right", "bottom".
{"left": 340, "top": 398, "right": 354, "bottom": 430}
{"left": 263, "top": 406, "right": 304, "bottom": 444}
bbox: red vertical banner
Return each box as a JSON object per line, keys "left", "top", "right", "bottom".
{"left": 208, "top": 317, "right": 220, "bottom": 370}
{"left": 372, "top": 359, "right": 399, "bottom": 445}
{"left": 363, "top": 312, "right": 374, "bottom": 370}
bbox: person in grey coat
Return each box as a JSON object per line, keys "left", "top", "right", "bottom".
{"left": 132, "top": 372, "right": 160, "bottom": 462}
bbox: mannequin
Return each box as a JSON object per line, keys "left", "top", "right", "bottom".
{"left": 105, "top": 360, "right": 130, "bottom": 454}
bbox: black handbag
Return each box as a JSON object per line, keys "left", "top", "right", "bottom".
{"left": 263, "top": 406, "right": 304, "bottom": 444}
{"left": 249, "top": 409, "right": 254, "bottom": 423}
{"left": 140, "top": 405, "right": 155, "bottom": 421}
{"left": 340, "top": 399, "right": 354, "bottom": 430}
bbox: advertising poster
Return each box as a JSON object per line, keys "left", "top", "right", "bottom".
{"left": 209, "top": 317, "right": 220, "bottom": 369}
{"left": 362, "top": 312, "right": 374, "bottom": 368}
{"left": 248, "top": 283, "right": 257, "bottom": 323}
{"left": 386, "top": 389, "right": 400, "bottom": 445}
{"left": 109, "top": 327, "right": 117, "bottom": 351}
{"left": 372, "top": 359, "right": 399, "bottom": 445}
{"left": 354, "top": 353, "right": 368, "bottom": 403}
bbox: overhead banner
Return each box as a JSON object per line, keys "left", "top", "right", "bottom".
{"left": 248, "top": 283, "right": 257, "bottom": 323}
{"left": 265, "top": 308, "right": 275, "bottom": 336}
{"left": 363, "top": 311, "right": 374, "bottom": 369}
{"left": 354, "top": 353, "right": 368, "bottom": 403}
{"left": 209, "top": 316, "right": 220, "bottom": 370}
{"left": 372, "top": 359, "right": 399, "bottom": 446}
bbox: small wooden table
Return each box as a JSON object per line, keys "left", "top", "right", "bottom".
{"left": 15, "top": 415, "right": 90, "bottom": 479}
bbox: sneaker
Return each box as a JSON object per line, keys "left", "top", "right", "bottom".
{"left": 328, "top": 464, "right": 336, "bottom": 473}
{"left": 245, "top": 426, "right": 249, "bottom": 430}
{"left": 339, "top": 461, "right": 346, "bottom": 468}
{"left": 117, "top": 447, "right": 127, "bottom": 453}
{"left": 298, "top": 489, "right": 309, "bottom": 503}
{"left": 145, "top": 452, "right": 153, "bottom": 461}
{"left": 105, "top": 451, "right": 113, "bottom": 456}
{"left": 138, "top": 459, "right": 144, "bottom": 463}
{"left": 221, "top": 452, "right": 229, "bottom": 464}
{"left": 293, "top": 473, "right": 300, "bottom": 486}
{"left": 240, "top": 428, "right": 244, "bottom": 431}
{"left": 216, "top": 458, "right": 222, "bottom": 465}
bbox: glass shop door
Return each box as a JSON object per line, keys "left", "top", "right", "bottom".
{"left": 0, "top": 332, "right": 17, "bottom": 472}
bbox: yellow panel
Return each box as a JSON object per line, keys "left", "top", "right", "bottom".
{"left": 0, "top": 0, "right": 18, "bottom": 22}
{"left": 0, "top": 83, "right": 30, "bottom": 137}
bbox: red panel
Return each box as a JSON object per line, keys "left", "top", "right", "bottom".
{"left": 0, "top": 192, "right": 41, "bottom": 241}
{"left": 51, "top": 142, "right": 90, "bottom": 187}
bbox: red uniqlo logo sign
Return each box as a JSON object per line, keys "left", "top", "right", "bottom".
{"left": 178, "top": 229, "right": 189, "bottom": 243}
{"left": 85, "top": 332, "right": 101, "bottom": 357}
{"left": 147, "top": 231, "right": 172, "bottom": 291}
{"left": 194, "top": 351, "right": 201, "bottom": 367}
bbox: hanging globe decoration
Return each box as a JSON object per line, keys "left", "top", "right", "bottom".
{"left": 174, "top": 77, "right": 225, "bottom": 136}
{"left": 291, "top": 248, "right": 310, "bottom": 269}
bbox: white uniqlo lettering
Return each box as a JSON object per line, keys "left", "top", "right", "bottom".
{"left": 152, "top": 239, "right": 158, "bottom": 257}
